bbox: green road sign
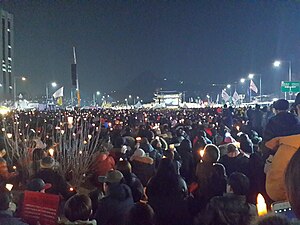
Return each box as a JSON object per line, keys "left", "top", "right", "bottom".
{"left": 281, "top": 81, "right": 300, "bottom": 93}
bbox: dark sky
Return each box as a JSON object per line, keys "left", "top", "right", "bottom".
{"left": 1, "top": 0, "right": 300, "bottom": 101}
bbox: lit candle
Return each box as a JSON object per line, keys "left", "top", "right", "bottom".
{"left": 5, "top": 184, "right": 13, "bottom": 191}
{"left": 49, "top": 148, "right": 54, "bottom": 157}
{"left": 169, "top": 144, "right": 175, "bottom": 150}
{"left": 256, "top": 193, "right": 267, "bottom": 216}
{"left": 236, "top": 126, "right": 240, "bottom": 131}
{"left": 12, "top": 166, "right": 16, "bottom": 171}
{"left": 199, "top": 149, "right": 205, "bottom": 158}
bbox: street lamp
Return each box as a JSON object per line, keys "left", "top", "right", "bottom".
{"left": 227, "top": 84, "right": 231, "bottom": 89}
{"left": 273, "top": 60, "right": 281, "bottom": 67}
{"left": 240, "top": 78, "right": 245, "bottom": 83}
{"left": 45, "top": 82, "right": 57, "bottom": 107}
{"left": 93, "top": 91, "right": 101, "bottom": 106}
{"left": 273, "top": 59, "right": 292, "bottom": 99}
{"left": 13, "top": 76, "right": 26, "bottom": 107}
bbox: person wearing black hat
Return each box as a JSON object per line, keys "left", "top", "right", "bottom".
{"left": 263, "top": 99, "right": 300, "bottom": 141}
{"left": 34, "top": 157, "right": 75, "bottom": 199}
{"left": 94, "top": 170, "right": 134, "bottom": 225}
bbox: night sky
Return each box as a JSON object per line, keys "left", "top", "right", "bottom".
{"left": 1, "top": 0, "right": 300, "bottom": 102}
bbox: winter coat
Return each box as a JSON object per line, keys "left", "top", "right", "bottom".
{"left": 130, "top": 156, "right": 155, "bottom": 186}
{"left": 265, "top": 134, "right": 300, "bottom": 201}
{"left": 34, "top": 168, "right": 73, "bottom": 199}
{"left": 219, "top": 153, "right": 249, "bottom": 177}
{"left": 91, "top": 152, "right": 115, "bottom": 177}
{"left": 58, "top": 219, "right": 97, "bottom": 225}
{"left": 146, "top": 174, "right": 191, "bottom": 225}
{"left": 94, "top": 184, "right": 134, "bottom": 225}
{"left": 0, "top": 210, "right": 29, "bottom": 225}
{"left": 123, "top": 172, "right": 144, "bottom": 202}
{"left": 197, "top": 193, "right": 257, "bottom": 225}
{"left": 264, "top": 112, "right": 300, "bottom": 142}
{"left": 0, "top": 158, "right": 17, "bottom": 181}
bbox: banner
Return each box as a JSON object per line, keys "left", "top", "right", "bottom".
{"left": 52, "top": 87, "right": 64, "bottom": 98}
{"left": 232, "top": 91, "right": 240, "bottom": 102}
{"left": 250, "top": 80, "right": 258, "bottom": 93}
{"left": 21, "top": 191, "right": 60, "bottom": 225}
{"left": 221, "top": 89, "right": 230, "bottom": 102}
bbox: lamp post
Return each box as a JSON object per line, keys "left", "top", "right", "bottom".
{"left": 45, "top": 82, "right": 57, "bottom": 108}
{"left": 273, "top": 60, "right": 292, "bottom": 99}
{"left": 93, "top": 91, "right": 100, "bottom": 106}
{"left": 13, "top": 76, "right": 26, "bottom": 107}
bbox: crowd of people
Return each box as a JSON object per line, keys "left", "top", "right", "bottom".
{"left": 1, "top": 95, "right": 300, "bottom": 225}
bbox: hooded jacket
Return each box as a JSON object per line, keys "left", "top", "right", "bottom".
{"left": 130, "top": 155, "right": 155, "bottom": 186}
{"left": 264, "top": 112, "right": 300, "bottom": 141}
{"left": 94, "top": 183, "right": 134, "bottom": 225}
{"left": 91, "top": 152, "right": 115, "bottom": 177}
{"left": 198, "top": 193, "right": 256, "bottom": 225}
{"left": 265, "top": 134, "right": 300, "bottom": 201}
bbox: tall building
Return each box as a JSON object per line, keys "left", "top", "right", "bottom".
{"left": 0, "top": 9, "right": 13, "bottom": 100}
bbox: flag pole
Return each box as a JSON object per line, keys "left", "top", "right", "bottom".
{"left": 73, "top": 47, "right": 81, "bottom": 107}
{"left": 249, "top": 80, "right": 252, "bottom": 103}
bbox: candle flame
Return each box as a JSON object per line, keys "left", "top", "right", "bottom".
{"left": 49, "top": 148, "right": 54, "bottom": 157}
{"left": 200, "top": 149, "right": 205, "bottom": 158}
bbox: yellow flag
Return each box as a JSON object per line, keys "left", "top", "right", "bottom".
{"left": 57, "top": 97, "right": 63, "bottom": 106}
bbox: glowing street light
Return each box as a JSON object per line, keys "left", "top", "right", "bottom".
{"left": 273, "top": 60, "right": 281, "bottom": 67}
{"left": 248, "top": 73, "right": 254, "bottom": 79}
{"left": 273, "top": 59, "right": 292, "bottom": 99}
{"left": 13, "top": 76, "right": 27, "bottom": 107}
{"left": 227, "top": 84, "right": 231, "bottom": 89}
{"left": 46, "top": 81, "right": 57, "bottom": 108}
{"left": 240, "top": 78, "right": 246, "bottom": 83}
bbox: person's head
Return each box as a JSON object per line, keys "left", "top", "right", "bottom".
{"left": 40, "top": 156, "right": 55, "bottom": 169}
{"left": 125, "top": 202, "right": 155, "bottom": 225}
{"left": 27, "top": 178, "right": 52, "bottom": 193}
{"left": 114, "top": 136, "right": 125, "bottom": 148}
{"left": 227, "top": 172, "right": 249, "bottom": 195}
{"left": 202, "top": 144, "right": 220, "bottom": 163}
{"left": 64, "top": 194, "right": 92, "bottom": 222}
{"left": 272, "top": 99, "right": 289, "bottom": 114}
{"left": 99, "top": 170, "right": 124, "bottom": 194}
{"left": 294, "top": 93, "right": 300, "bottom": 116}
{"left": 227, "top": 143, "right": 239, "bottom": 154}
{"left": 151, "top": 138, "right": 162, "bottom": 149}
{"left": 285, "top": 148, "right": 300, "bottom": 218}
{"left": 0, "top": 187, "right": 11, "bottom": 210}
{"left": 116, "top": 160, "right": 132, "bottom": 175}
{"left": 32, "top": 148, "right": 47, "bottom": 161}
{"left": 164, "top": 149, "right": 175, "bottom": 160}
{"left": 179, "top": 138, "right": 192, "bottom": 151}
{"left": 253, "top": 214, "right": 290, "bottom": 225}
{"left": 156, "top": 158, "right": 176, "bottom": 177}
